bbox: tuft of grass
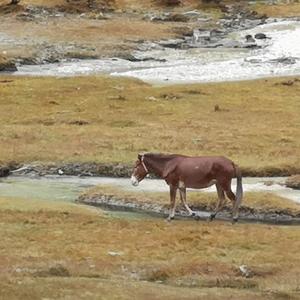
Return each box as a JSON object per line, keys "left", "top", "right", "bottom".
{"left": 0, "top": 75, "right": 299, "bottom": 175}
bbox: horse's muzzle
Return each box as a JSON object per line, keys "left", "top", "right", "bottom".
{"left": 131, "top": 175, "right": 139, "bottom": 186}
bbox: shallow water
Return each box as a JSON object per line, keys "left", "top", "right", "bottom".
{"left": 0, "top": 175, "right": 299, "bottom": 203}
{"left": 13, "top": 20, "right": 300, "bottom": 84}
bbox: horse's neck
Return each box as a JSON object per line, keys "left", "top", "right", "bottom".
{"left": 145, "top": 155, "right": 174, "bottom": 177}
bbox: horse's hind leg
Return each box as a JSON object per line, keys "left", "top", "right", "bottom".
{"left": 179, "top": 187, "right": 196, "bottom": 216}
{"left": 167, "top": 185, "right": 177, "bottom": 221}
{"left": 224, "top": 188, "right": 238, "bottom": 223}
{"left": 210, "top": 183, "right": 226, "bottom": 221}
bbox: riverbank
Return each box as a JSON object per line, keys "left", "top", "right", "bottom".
{"left": 5, "top": 161, "right": 300, "bottom": 178}
{"left": 0, "top": 75, "right": 299, "bottom": 176}
{"left": 78, "top": 184, "right": 300, "bottom": 224}
{"left": 0, "top": 0, "right": 220, "bottom": 67}
{"left": 1, "top": 0, "right": 298, "bottom": 75}
{"left": 1, "top": 195, "right": 300, "bottom": 300}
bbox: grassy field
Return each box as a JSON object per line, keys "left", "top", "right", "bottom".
{"left": 0, "top": 75, "right": 299, "bottom": 174}
{"left": 1, "top": 196, "right": 300, "bottom": 300}
{"left": 0, "top": 1, "right": 299, "bottom": 299}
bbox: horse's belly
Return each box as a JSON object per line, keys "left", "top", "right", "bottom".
{"left": 182, "top": 179, "right": 217, "bottom": 189}
{"left": 177, "top": 161, "right": 216, "bottom": 189}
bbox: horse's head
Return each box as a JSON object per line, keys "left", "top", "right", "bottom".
{"left": 131, "top": 154, "right": 148, "bottom": 186}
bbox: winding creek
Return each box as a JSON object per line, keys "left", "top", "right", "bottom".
{"left": 0, "top": 175, "right": 299, "bottom": 203}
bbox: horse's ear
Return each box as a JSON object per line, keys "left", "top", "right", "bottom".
{"left": 162, "top": 161, "right": 177, "bottom": 179}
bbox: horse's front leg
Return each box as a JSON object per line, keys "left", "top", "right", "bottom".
{"left": 167, "top": 185, "right": 177, "bottom": 221}
{"left": 179, "top": 187, "right": 196, "bottom": 217}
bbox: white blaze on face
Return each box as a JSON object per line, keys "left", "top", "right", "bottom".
{"left": 131, "top": 175, "right": 139, "bottom": 186}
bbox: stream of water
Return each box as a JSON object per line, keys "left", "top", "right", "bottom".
{"left": 13, "top": 20, "right": 300, "bottom": 84}
{"left": 0, "top": 175, "right": 299, "bottom": 203}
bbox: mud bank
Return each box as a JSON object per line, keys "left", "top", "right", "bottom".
{"left": 77, "top": 193, "right": 300, "bottom": 225}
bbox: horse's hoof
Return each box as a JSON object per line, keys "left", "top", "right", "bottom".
{"left": 193, "top": 214, "right": 201, "bottom": 221}
{"left": 166, "top": 216, "right": 174, "bottom": 222}
{"left": 209, "top": 214, "right": 216, "bottom": 222}
{"left": 232, "top": 218, "right": 238, "bottom": 224}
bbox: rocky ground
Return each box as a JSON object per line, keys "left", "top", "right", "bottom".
{"left": 0, "top": 1, "right": 272, "bottom": 71}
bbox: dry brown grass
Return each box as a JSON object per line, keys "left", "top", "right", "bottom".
{"left": 0, "top": 75, "right": 299, "bottom": 174}
{"left": 0, "top": 15, "right": 179, "bottom": 42}
{"left": 2, "top": 0, "right": 299, "bottom": 19}
{"left": 252, "top": 2, "right": 300, "bottom": 18}
{"left": 0, "top": 0, "right": 218, "bottom": 10}
{"left": 1, "top": 196, "right": 300, "bottom": 299}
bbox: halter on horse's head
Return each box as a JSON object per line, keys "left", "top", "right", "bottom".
{"left": 131, "top": 153, "right": 149, "bottom": 186}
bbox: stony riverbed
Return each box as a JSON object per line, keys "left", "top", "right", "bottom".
{"left": 2, "top": 3, "right": 300, "bottom": 84}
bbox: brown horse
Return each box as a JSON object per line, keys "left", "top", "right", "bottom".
{"left": 131, "top": 153, "right": 243, "bottom": 223}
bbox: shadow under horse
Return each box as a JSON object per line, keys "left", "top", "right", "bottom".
{"left": 131, "top": 153, "right": 243, "bottom": 223}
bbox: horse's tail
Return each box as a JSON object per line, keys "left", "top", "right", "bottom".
{"left": 234, "top": 164, "right": 243, "bottom": 212}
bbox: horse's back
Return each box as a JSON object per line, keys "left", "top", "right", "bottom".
{"left": 178, "top": 156, "right": 234, "bottom": 172}
{"left": 174, "top": 156, "right": 235, "bottom": 187}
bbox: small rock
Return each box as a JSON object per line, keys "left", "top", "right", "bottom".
{"left": 108, "top": 251, "right": 123, "bottom": 256}
{"left": 255, "top": 33, "right": 268, "bottom": 39}
{"left": 58, "top": 169, "right": 64, "bottom": 175}
{"left": 146, "top": 96, "right": 158, "bottom": 101}
{"left": 239, "top": 265, "right": 252, "bottom": 278}
{"left": 158, "top": 39, "right": 185, "bottom": 49}
{"left": 245, "top": 34, "right": 255, "bottom": 43}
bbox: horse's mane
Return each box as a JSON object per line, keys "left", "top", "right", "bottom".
{"left": 140, "top": 152, "right": 186, "bottom": 160}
